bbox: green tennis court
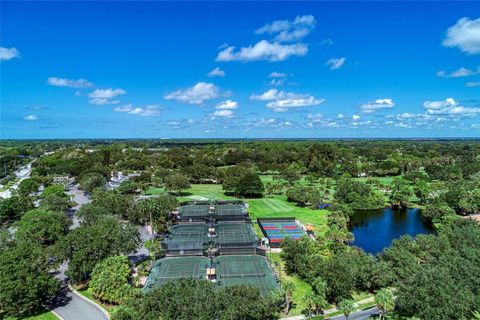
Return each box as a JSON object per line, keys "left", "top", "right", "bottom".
{"left": 143, "top": 256, "right": 210, "bottom": 292}
{"left": 215, "top": 255, "right": 279, "bottom": 295}
{"left": 215, "top": 204, "right": 247, "bottom": 219}
{"left": 215, "top": 222, "right": 258, "bottom": 245}
{"left": 178, "top": 204, "right": 211, "bottom": 218}
{"left": 163, "top": 224, "right": 210, "bottom": 254}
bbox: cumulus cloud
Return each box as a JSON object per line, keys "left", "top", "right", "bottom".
{"left": 48, "top": 77, "right": 94, "bottom": 88}
{"left": 250, "top": 89, "right": 324, "bottom": 112}
{"left": 352, "top": 114, "right": 361, "bottom": 120}
{"left": 423, "top": 98, "right": 480, "bottom": 116}
{"left": 88, "top": 88, "right": 126, "bottom": 105}
{"left": 321, "top": 38, "right": 334, "bottom": 46}
{"left": 255, "top": 14, "right": 316, "bottom": 42}
{"left": 269, "top": 72, "right": 287, "bottom": 78}
{"left": 164, "top": 82, "right": 225, "bottom": 104}
{"left": 114, "top": 104, "right": 161, "bottom": 117}
{"left": 268, "top": 72, "right": 288, "bottom": 86}
{"left": 0, "top": 47, "right": 20, "bottom": 61}
{"left": 436, "top": 67, "right": 480, "bottom": 78}
{"left": 23, "top": 114, "right": 38, "bottom": 121}
{"left": 207, "top": 67, "right": 226, "bottom": 77}
{"left": 213, "top": 109, "right": 234, "bottom": 118}
{"left": 269, "top": 78, "right": 286, "bottom": 86}
{"left": 360, "top": 99, "right": 395, "bottom": 114}
{"left": 216, "top": 40, "right": 308, "bottom": 62}
{"left": 216, "top": 100, "right": 238, "bottom": 110}
{"left": 442, "top": 17, "right": 480, "bottom": 54}
{"left": 306, "top": 113, "right": 324, "bottom": 123}
{"left": 217, "top": 15, "right": 314, "bottom": 62}
{"left": 326, "top": 57, "right": 346, "bottom": 70}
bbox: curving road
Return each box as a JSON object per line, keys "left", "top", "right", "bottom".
{"left": 50, "top": 187, "right": 109, "bottom": 320}
{"left": 52, "top": 281, "right": 109, "bottom": 320}
{"left": 326, "top": 306, "right": 379, "bottom": 320}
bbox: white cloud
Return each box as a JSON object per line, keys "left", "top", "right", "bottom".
{"left": 269, "top": 72, "right": 287, "bottom": 78}
{"left": 114, "top": 104, "right": 161, "bottom": 117}
{"left": 164, "top": 82, "right": 224, "bottom": 104}
{"left": 255, "top": 15, "right": 316, "bottom": 42}
{"left": 306, "top": 113, "right": 323, "bottom": 123}
{"left": 442, "top": 17, "right": 480, "bottom": 54}
{"left": 423, "top": 98, "right": 480, "bottom": 116}
{"left": 216, "top": 40, "right": 308, "bottom": 62}
{"left": 88, "top": 88, "right": 126, "bottom": 105}
{"left": 213, "top": 109, "right": 234, "bottom": 118}
{"left": 352, "top": 114, "right": 361, "bottom": 120}
{"left": 23, "top": 114, "right": 38, "bottom": 121}
{"left": 321, "top": 38, "right": 334, "bottom": 46}
{"left": 337, "top": 113, "right": 345, "bottom": 119}
{"left": 217, "top": 15, "right": 314, "bottom": 62}
{"left": 0, "top": 47, "right": 20, "bottom": 61}
{"left": 360, "top": 99, "right": 395, "bottom": 113}
{"left": 269, "top": 78, "right": 286, "bottom": 86}
{"left": 326, "top": 57, "right": 346, "bottom": 70}
{"left": 268, "top": 72, "right": 288, "bottom": 86}
{"left": 216, "top": 100, "right": 238, "bottom": 110}
{"left": 207, "top": 67, "right": 226, "bottom": 77}
{"left": 466, "top": 81, "right": 480, "bottom": 87}
{"left": 436, "top": 67, "right": 480, "bottom": 78}
{"left": 48, "top": 77, "right": 94, "bottom": 88}
{"left": 250, "top": 89, "right": 324, "bottom": 112}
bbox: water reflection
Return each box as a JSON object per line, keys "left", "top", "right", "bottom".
{"left": 349, "top": 207, "right": 435, "bottom": 254}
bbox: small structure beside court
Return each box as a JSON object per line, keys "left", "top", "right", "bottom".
{"left": 144, "top": 201, "right": 280, "bottom": 295}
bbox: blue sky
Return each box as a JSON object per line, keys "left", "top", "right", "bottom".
{"left": 1, "top": 1, "right": 479, "bottom": 139}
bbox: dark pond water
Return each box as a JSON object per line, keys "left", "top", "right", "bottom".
{"left": 349, "top": 207, "right": 435, "bottom": 254}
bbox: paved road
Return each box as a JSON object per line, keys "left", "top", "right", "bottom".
{"left": 51, "top": 187, "right": 109, "bottom": 320}
{"left": 0, "top": 162, "right": 33, "bottom": 199}
{"left": 66, "top": 184, "right": 92, "bottom": 229}
{"left": 327, "top": 306, "right": 379, "bottom": 320}
{"left": 52, "top": 280, "right": 109, "bottom": 320}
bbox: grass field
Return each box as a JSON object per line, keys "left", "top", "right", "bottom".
{"left": 147, "top": 183, "right": 330, "bottom": 234}
{"left": 248, "top": 195, "right": 329, "bottom": 234}
{"left": 5, "top": 311, "right": 58, "bottom": 320}
{"left": 268, "top": 252, "right": 314, "bottom": 316}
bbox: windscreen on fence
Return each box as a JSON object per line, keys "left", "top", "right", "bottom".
{"left": 214, "top": 255, "right": 279, "bottom": 296}
{"left": 143, "top": 256, "right": 210, "bottom": 292}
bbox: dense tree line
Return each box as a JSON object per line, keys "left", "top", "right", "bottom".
{"left": 281, "top": 217, "right": 480, "bottom": 320}
{"left": 110, "top": 278, "right": 282, "bottom": 320}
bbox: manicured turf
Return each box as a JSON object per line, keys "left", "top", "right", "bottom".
{"left": 268, "top": 252, "right": 314, "bottom": 316}
{"left": 248, "top": 196, "right": 329, "bottom": 234}
{"left": 5, "top": 311, "right": 58, "bottom": 320}
{"left": 150, "top": 183, "right": 330, "bottom": 234}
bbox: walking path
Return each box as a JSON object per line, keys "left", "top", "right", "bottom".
{"left": 281, "top": 297, "right": 377, "bottom": 320}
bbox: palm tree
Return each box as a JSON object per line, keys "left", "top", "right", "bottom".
{"left": 375, "top": 289, "right": 395, "bottom": 320}
{"left": 282, "top": 281, "right": 295, "bottom": 315}
{"left": 337, "top": 299, "right": 355, "bottom": 320}
{"left": 303, "top": 292, "right": 315, "bottom": 319}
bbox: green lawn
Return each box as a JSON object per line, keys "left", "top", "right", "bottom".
{"left": 158, "top": 183, "right": 330, "bottom": 234}
{"left": 268, "top": 252, "right": 314, "bottom": 317}
{"left": 5, "top": 311, "right": 58, "bottom": 320}
{"left": 248, "top": 195, "right": 329, "bottom": 234}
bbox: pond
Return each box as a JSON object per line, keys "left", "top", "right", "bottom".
{"left": 349, "top": 207, "right": 435, "bottom": 254}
